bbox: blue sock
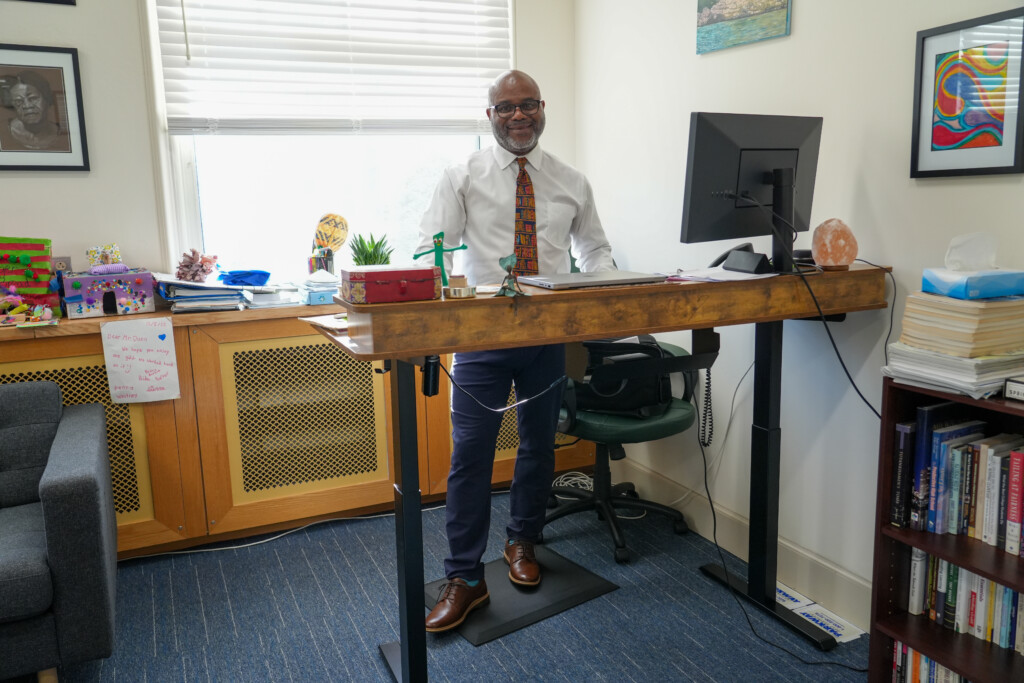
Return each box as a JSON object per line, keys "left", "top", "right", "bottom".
{"left": 464, "top": 579, "right": 479, "bottom": 587}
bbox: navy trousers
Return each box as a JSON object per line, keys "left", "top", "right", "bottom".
{"left": 443, "top": 344, "right": 565, "bottom": 581}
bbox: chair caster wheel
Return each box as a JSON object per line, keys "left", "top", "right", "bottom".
{"left": 614, "top": 547, "right": 630, "bottom": 564}
{"left": 673, "top": 519, "right": 689, "bottom": 535}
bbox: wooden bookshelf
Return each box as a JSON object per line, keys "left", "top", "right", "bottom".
{"left": 869, "top": 378, "right": 1024, "bottom": 682}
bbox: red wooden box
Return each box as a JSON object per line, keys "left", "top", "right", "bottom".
{"left": 339, "top": 265, "right": 441, "bottom": 304}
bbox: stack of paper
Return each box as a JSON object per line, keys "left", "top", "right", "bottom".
{"left": 899, "top": 291, "right": 1024, "bottom": 357}
{"left": 882, "top": 341, "right": 1024, "bottom": 399}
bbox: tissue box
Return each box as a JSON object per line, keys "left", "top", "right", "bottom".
{"left": 339, "top": 265, "right": 441, "bottom": 304}
{"left": 922, "top": 268, "right": 1024, "bottom": 300}
{"left": 63, "top": 268, "right": 155, "bottom": 319}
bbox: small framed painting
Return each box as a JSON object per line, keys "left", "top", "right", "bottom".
{"left": 696, "top": 0, "right": 791, "bottom": 55}
{"left": 910, "top": 7, "right": 1024, "bottom": 178}
{"left": 0, "top": 43, "right": 89, "bottom": 171}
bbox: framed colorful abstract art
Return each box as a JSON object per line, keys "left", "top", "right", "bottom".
{"left": 910, "top": 8, "right": 1024, "bottom": 178}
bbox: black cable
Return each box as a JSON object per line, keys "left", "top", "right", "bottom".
{"left": 440, "top": 362, "right": 566, "bottom": 414}
{"left": 698, "top": 369, "right": 713, "bottom": 448}
{"left": 725, "top": 191, "right": 883, "bottom": 419}
{"left": 692, "top": 394, "right": 868, "bottom": 673}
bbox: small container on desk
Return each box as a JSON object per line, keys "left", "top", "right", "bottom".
{"left": 338, "top": 265, "right": 441, "bottom": 304}
{"left": 300, "top": 288, "right": 335, "bottom": 305}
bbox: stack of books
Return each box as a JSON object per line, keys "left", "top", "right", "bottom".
{"left": 882, "top": 291, "right": 1024, "bottom": 398}
{"left": 899, "top": 291, "right": 1024, "bottom": 357}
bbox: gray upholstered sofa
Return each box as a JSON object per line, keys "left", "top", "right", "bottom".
{"left": 0, "top": 381, "right": 117, "bottom": 679}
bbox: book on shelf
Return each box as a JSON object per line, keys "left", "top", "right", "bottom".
{"left": 934, "top": 558, "right": 948, "bottom": 626}
{"left": 997, "top": 454, "right": 1011, "bottom": 549}
{"left": 1016, "top": 597, "right": 1024, "bottom": 654}
{"left": 985, "top": 581, "right": 997, "bottom": 642}
{"left": 980, "top": 436, "right": 1024, "bottom": 545}
{"left": 942, "top": 559, "right": 958, "bottom": 629}
{"left": 907, "top": 546, "right": 928, "bottom": 615}
{"left": 953, "top": 566, "right": 971, "bottom": 633}
{"left": 910, "top": 402, "right": 959, "bottom": 531}
{"left": 889, "top": 421, "right": 917, "bottom": 527}
{"left": 927, "top": 421, "right": 986, "bottom": 534}
{"left": 973, "top": 576, "right": 989, "bottom": 640}
{"left": 1007, "top": 450, "right": 1024, "bottom": 555}
{"left": 992, "top": 584, "right": 1005, "bottom": 647}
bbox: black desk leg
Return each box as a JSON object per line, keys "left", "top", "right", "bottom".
{"left": 700, "top": 320, "right": 838, "bottom": 651}
{"left": 379, "top": 359, "right": 428, "bottom": 682}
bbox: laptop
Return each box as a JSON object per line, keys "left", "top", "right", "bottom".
{"left": 518, "top": 270, "right": 667, "bottom": 290}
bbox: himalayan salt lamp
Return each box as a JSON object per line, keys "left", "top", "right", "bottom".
{"left": 811, "top": 218, "right": 858, "bottom": 270}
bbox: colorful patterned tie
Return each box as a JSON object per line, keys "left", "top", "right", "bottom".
{"left": 513, "top": 157, "right": 538, "bottom": 276}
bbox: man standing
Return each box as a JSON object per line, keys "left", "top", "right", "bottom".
{"left": 417, "top": 70, "right": 614, "bottom": 632}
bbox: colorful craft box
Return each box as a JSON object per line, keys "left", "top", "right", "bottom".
{"left": 339, "top": 265, "right": 442, "bottom": 304}
{"left": 1, "top": 236, "right": 62, "bottom": 318}
{"left": 63, "top": 268, "right": 156, "bottom": 319}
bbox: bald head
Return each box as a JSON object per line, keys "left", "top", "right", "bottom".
{"left": 488, "top": 70, "right": 541, "bottom": 106}
{"left": 486, "top": 70, "right": 546, "bottom": 154}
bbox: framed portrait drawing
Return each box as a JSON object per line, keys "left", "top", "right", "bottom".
{"left": 910, "top": 8, "right": 1024, "bottom": 178}
{"left": 0, "top": 44, "right": 89, "bottom": 171}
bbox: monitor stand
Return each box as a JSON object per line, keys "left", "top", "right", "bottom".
{"left": 724, "top": 167, "right": 797, "bottom": 275}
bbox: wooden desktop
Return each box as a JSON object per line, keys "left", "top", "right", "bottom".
{"left": 317, "top": 264, "right": 889, "bottom": 682}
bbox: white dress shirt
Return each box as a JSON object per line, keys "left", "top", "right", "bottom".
{"left": 417, "top": 144, "right": 615, "bottom": 286}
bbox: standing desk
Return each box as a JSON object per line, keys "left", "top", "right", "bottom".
{"left": 316, "top": 264, "right": 888, "bottom": 681}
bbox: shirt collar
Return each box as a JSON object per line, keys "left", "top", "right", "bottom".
{"left": 492, "top": 144, "right": 544, "bottom": 171}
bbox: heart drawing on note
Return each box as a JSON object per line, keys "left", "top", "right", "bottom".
{"left": 158, "top": 334, "right": 167, "bottom": 341}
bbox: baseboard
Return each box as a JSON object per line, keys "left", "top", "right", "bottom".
{"left": 608, "top": 459, "right": 871, "bottom": 631}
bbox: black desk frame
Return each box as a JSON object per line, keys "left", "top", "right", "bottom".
{"left": 380, "top": 319, "right": 835, "bottom": 682}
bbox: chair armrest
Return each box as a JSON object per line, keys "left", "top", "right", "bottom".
{"left": 39, "top": 402, "right": 117, "bottom": 665}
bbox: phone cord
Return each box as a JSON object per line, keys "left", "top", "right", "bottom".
{"left": 698, "top": 369, "right": 713, "bottom": 448}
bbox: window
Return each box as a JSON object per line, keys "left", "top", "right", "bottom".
{"left": 148, "top": 0, "right": 511, "bottom": 282}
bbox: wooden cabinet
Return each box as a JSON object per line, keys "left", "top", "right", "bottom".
{"left": 869, "top": 377, "right": 1024, "bottom": 682}
{"left": 1, "top": 307, "right": 594, "bottom": 556}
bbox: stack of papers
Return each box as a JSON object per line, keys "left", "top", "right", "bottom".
{"left": 669, "top": 266, "right": 777, "bottom": 282}
{"left": 300, "top": 269, "right": 340, "bottom": 300}
{"left": 882, "top": 341, "right": 1024, "bottom": 399}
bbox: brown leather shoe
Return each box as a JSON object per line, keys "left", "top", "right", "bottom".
{"left": 503, "top": 538, "right": 541, "bottom": 586}
{"left": 424, "top": 578, "right": 489, "bottom": 633}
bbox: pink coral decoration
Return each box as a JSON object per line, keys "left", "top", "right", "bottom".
{"left": 811, "top": 218, "right": 858, "bottom": 270}
{"left": 176, "top": 248, "right": 218, "bottom": 282}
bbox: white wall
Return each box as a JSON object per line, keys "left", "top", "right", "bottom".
{"left": 0, "top": 0, "right": 164, "bottom": 270}
{"left": 573, "top": 0, "right": 1024, "bottom": 627}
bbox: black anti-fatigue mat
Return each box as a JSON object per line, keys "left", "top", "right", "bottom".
{"left": 423, "top": 545, "right": 617, "bottom": 645}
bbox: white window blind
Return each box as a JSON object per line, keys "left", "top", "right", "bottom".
{"left": 154, "top": 0, "right": 511, "bottom": 134}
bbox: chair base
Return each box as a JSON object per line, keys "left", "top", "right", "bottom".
{"left": 545, "top": 445, "right": 688, "bottom": 563}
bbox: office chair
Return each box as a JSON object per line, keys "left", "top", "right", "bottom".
{"left": 545, "top": 331, "right": 718, "bottom": 563}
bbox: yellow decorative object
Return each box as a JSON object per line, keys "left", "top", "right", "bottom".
{"left": 315, "top": 214, "right": 348, "bottom": 252}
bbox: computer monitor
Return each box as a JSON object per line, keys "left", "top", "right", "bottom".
{"left": 680, "top": 112, "right": 823, "bottom": 273}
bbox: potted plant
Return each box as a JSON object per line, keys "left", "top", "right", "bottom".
{"left": 349, "top": 233, "right": 394, "bottom": 266}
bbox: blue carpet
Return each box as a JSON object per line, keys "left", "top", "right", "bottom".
{"left": 61, "top": 491, "right": 868, "bottom": 681}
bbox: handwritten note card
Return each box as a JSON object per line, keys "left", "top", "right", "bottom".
{"left": 101, "top": 318, "right": 181, "bottom": 403}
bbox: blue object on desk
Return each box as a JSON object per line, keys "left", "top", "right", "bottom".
{"left": 219, "top": 270, "right": 271, "bottom": 286}
{"left": 922, "top": 267, "right": 1024, "bottom": 299}
{"left": 302, "top": 289, "right": 334, "bottom": 305}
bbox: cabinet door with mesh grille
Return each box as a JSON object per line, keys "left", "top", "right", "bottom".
{"left": 190, "top": 322, "right": 394, "bottom": 534}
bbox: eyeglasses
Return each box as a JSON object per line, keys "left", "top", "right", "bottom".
{"left": 488, "top": 99, "right": 543, "bottom": 118}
